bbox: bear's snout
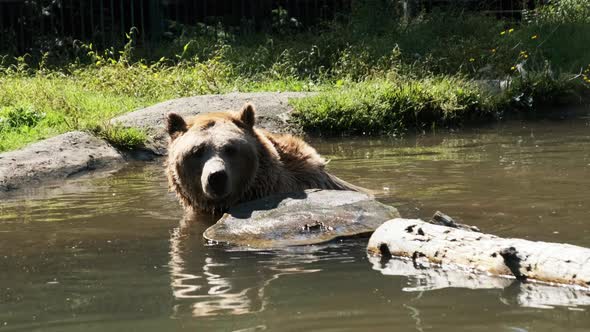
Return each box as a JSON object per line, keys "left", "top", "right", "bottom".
{"left": 201, "top": 158, "right": 230, "bottom": 199}
{"left": 207, "top": 170, "right": 228, "bottom": 197}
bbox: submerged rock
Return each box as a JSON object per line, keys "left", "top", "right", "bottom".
{"left": 203, "top": 189, "right": 400, "bottom": 248}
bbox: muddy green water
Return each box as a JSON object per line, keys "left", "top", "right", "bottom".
{"left": 2, "top": 117, "right": 590, "bottom": 331}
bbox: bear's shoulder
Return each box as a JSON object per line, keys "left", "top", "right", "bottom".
{"left": 257, "top": 129, "right": 326, "bottom": 169}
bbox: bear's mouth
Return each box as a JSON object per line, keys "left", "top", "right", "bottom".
{"left": 200, "top": 193, "right": 236, "bottom": 213}
{"left": 203, "top": 191, "right": 230, "bottom": 201}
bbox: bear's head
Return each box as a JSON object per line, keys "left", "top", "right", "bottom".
{"left": 165, "top": 103, "right": 261, "bottom": 212}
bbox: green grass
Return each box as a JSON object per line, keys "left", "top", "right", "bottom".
{"left": 0, "top": 73, "right": 148, "bottom": 151}
{"left": 290, "top": 73, "right": 588, "bottom": 135}
{"left": 291, "top": 76, "right": 499, "bottom": 135}
{"left": 0, "top": 1, "right": 589, "bottom": 152}
{"left": 89, "top": 124, "right": 148, "bottom": 151}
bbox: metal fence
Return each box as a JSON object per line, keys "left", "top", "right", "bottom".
{"left": 0, "top": 0, "right": 536, "bottom": 54}
{"left": 0, "top": 0, "right": 352, "bottom": 53}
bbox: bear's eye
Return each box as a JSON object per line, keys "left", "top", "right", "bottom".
{"left": 191, "top": 145, "right": 205, "bottom": 158}
{"left": 223, "top": 145, "right": 238, "bottom": 157}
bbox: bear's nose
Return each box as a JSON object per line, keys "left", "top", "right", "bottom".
{"left": 207, "top": 170, "right": 228, "bottom": 197}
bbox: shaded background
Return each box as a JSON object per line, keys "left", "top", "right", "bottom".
{"left": 0, "top": 0, "right": 539, "bottom": 54}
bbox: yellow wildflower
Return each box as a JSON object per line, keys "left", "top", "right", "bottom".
{"left": 531, "top": 35, "right": 538, "bottom": 40}
{"left": 469, "top": 58, "right": 475, "bottom": 62}
{"left": 500, "top": 31, "right": 506, "bottom": 35}
{"left": 508, "top": 28, "right": 514, "bottom": 33}
{"left": 511, "top": 66, "right": 516, "bottom": 71}
{"left": 491, "top": 48, "right": 497, "bottom": 53}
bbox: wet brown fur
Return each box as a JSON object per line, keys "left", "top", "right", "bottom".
{"left": 165, "top": 103, "right": 361, "bottom": 213}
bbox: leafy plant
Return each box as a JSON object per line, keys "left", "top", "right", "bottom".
{"left": 0, "top": 106, "right": 45, "bottom": 130}
{"left": 89, "top": 123, "right": 147, "bottom": 151}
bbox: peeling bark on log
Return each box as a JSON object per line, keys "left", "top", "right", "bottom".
{"left": 367, "top": 218, "right": 590, "bottom": 289}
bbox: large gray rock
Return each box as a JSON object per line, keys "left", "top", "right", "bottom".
{"left": 0, "top": 131, "right": 124, "bottom": 194}
{"left": 113, "top": 92, "right": 310, "bottom": 156}
{"left": 203, "top": 189, "right": 400, "bottom": 248}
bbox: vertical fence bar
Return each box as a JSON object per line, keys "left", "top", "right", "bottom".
{"left": 81, "top": 0, "right": 86, "bottom": 40}
{"left": 19, "top": 2, "right": 25, "bottom": 52}
{"left": 10, "top": 3, "right": 14, "bottom": 52}
{"left": 120, "top": 0, "right": 125, "bottom": 38}
{"left": 9, "top": 3, "right": 16, "bottom": 52}
{"left": 70, "top": 0, "right": 75, "bottom": 40}
{"left": 110, "top": 0, "right": 114, "bottom": 45}
{"left": 139, "top": 0, "right": 145, "bottom": 45}
{"left": 100, "top": 0, "right": 104, "bottom": 47}
{"left": 130, "top": 0, "right": 135, "bottom": 31}
{"left": 232, "top": 0, "right": 238, "bottom": 26}
{"left": 314, "top": 0, "right": 318, "bottom": 23}
{"left": 49, "top": 2, "right": 55, "bottom": 39}
{"left": 251, "top": 0, "right": 257, "bottom": 30}
{"left": 39, "top": 1, "right": 44, "bottom": 39}
{"left": 90, "top": 0, "right": 95, "bottom": 40}
{"left": 184, "top": 0, "right": 189, "bottom": 25}
{"left": 285, "top": 0, "right": 290, "bottom": 18}
{"left": 60, "top": 0, "right": 65, "bottom": 35}
{"left": 241, "top": 0, "right": 246, "bottom": 29}
{"left": 0, "top": 3, "right": 4, "bottom": 51}
{"left": 305, "top": 0, "right": 310, "bottom": 26}
{"left": 218, "top": 0, "right": 224, "bottom": 28}
{"left": 149, "top": 0, "right": 161, "bottom": 44}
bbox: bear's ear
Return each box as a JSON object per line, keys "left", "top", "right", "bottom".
{"left": 166, "top": 112, "right": 188, "bottom": 139}
{"left": 238, "top": 103, "right": 256, "bottom": 128}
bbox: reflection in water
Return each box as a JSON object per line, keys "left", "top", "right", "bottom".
{"left": 168, "top": 215, "right": 322, "bottom": 317}
{"left": 0, "top": 162, "right": 175, "bottom": 223}
{"left": 505, "top": 283, "right": 590, "bottom": 310}
{"left": 370, "top": 255, "right": 590, "bottom": 309}
{"left": 404, "top": 303, "right": 425, "bottom": 332}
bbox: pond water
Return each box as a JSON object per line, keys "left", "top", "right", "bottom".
{"left": 2, "top": 116, "right": 590, "bottom": 331}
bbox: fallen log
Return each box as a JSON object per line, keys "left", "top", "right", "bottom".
{"left": 367, "top": 218, "right": 590, "bottom": 289}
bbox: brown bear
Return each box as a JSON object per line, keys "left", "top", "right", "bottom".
{"left": 165, "top": 103, "right": 361, "bottom": 213}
